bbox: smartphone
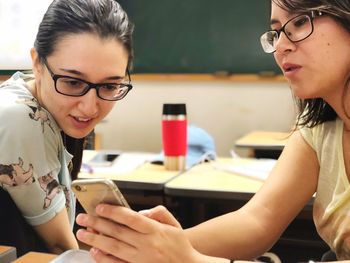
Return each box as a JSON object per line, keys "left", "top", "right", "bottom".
{"left": 71, "top": 178, "right": 130, "bottom": 216}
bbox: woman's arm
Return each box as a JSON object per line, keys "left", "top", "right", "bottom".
{"left": 34, "top": 207, "right": 78, "bottom": 254}
{"left": 76, "top": 205, "right": 233, "bottom": 263}
{"left": 186, "top": 130, "right": 319, "bottom": 259}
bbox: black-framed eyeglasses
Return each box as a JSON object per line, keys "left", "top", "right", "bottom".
{"left": 43, "top": 59, "right": 133, "bottom": 101}
{"left": 260, "top": 10, "right": 323, "bottom": 53}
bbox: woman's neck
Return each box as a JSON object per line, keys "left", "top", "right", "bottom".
{"left": 26, "top": 79, "right": 37, "bottom": 97}
{"left": 26, "top": 79, "right": 44, "bottom": 108}
{"left": 324, "top": 92, "right": 350, "bottom": 130}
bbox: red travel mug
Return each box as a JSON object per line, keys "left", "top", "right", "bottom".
{"left": 162, "top": 103, "right": 187, "bottom": 171}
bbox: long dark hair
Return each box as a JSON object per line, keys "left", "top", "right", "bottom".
{"left": 34, "top": 0, "right": 134, "bottom": 176}
{"left": 272, "top": 0, "right": 350, "bottom": 128}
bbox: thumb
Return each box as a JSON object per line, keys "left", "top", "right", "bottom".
{"left": 139, "top": 205, "right": 181, "bottom": 228}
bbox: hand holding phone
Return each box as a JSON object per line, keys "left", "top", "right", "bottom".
{"left": 71, "top": 179, "right": 129, "bottom": 216}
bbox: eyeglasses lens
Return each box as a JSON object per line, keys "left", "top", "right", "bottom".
{"left": 260, "top": 14, "right": 313, "bottom": 53}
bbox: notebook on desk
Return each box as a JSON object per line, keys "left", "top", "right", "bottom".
{"left": 212, "top": 158, "right": 276, "bottom": 181}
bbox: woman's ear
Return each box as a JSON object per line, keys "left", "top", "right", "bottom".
{"left": 30, "top": 48, "right": 43, "bottom": 79}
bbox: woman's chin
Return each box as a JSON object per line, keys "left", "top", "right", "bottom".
{"left": 63, "top": 129, "right": 93, "bottom": 139}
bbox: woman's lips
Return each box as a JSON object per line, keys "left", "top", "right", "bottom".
{"left": 282, "top": 63, "right": 302, "bottom": 78}
{"left": 70, "top": 115, "right": 94, "bottom": 129}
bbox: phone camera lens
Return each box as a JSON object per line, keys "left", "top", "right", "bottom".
{"left": 75, "top": 185, "right": 82, "bottom": 191}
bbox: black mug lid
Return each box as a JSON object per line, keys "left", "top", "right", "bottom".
{"left": 162, "top": 103, "right": 186, "bottom": 115}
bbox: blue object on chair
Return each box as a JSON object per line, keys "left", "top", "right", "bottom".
{"left": 186, "top": 124, "right": 216, "bottom": 168}
{"left": 154, "top": 124, "right": 217, "bottom": 169}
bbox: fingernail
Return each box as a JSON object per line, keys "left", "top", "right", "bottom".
{"left": 96, "top": 204, "right": 104, "bottom": 213}
{"left": 90, "top": 247, "right": 99, "bottom": 256}
{"left": 76, "top": 229, "right": 87, "bottom": 240}
{"left": 76, "top": 214, "right": 88, "bottom": 223}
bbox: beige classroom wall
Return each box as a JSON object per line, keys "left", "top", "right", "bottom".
{"left": 95, "top": 80, "right": 295, "bottom": 157}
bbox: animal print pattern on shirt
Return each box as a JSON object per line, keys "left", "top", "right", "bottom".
{"left": 18, "top": 98, "right": 55, "bottom": 133}
{"left": 38, "top": 173, "right": 62, "bottom": 209}
{"left": 0, "top": 157, "right": 35, "bottom": 187}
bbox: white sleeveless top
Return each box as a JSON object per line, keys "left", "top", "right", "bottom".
{"left": 301, "top": 118, "right": 350, "bottom": 260}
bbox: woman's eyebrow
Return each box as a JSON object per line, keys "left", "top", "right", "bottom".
{"left": 59, "top": 68, "right": 124, "bottom": 80}
{"left": 59, "top": 68, "right": 84, "bottom": 76}
{"left": 105, "top": 76, "right": 124, "bottom": 81}
{"left": 270, "top": 18, "right": 280, "bottom": 27}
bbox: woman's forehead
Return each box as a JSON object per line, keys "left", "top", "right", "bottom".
{"left": 47, "top": 33, "right": 128, "bottom": 80}
{"left": 270, "top": 2, "right": 298, "bottom": 24}
{"left": 50, "top": 33, "right": 126, "bottom": 61}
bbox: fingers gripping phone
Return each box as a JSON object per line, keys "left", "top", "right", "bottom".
{"left": 71, "top": 179, "right": 130, "bottom": 216}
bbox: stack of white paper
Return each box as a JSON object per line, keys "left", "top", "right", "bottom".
{"left": 82, "top": 152, "right": 158, "bottom": 175}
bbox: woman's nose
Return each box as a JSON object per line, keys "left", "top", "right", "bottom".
{"left": 78, "top": 88, "right": 99, "bottom": 116}
{"left": 274, "top": 32, "right": 295, "bottom": 54}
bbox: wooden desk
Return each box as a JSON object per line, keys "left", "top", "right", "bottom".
{"left": 0, "top": 246, "right": 17, "bottom": 262}
{"left": 165, "top": 158, "right": 265, "bottom": 228}
{"left": 235, "top": 131, "right": 289, "bottom": 159}
{"left": 235, "top": 131, "right": 289, "bottom": 150}
{"left": 0, "top": 246, "right": 13, "bottom": 253}
{"left": 13, "top": 252, "right": 56, "bottom": 263}
{"left": 165, "top": 158, "right": 263, "bottom": 200}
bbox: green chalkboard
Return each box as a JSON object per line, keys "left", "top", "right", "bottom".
{"left": 118, "top": 0, "right": 281, "bottom": 74}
